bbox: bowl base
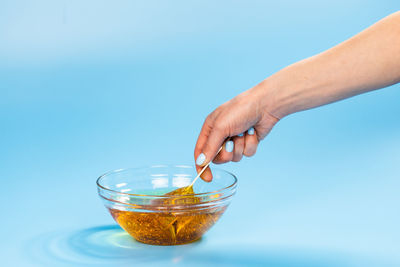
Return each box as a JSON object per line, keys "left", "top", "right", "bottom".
{"left": 108, "top": 207, "right": 226, "bottom": 246}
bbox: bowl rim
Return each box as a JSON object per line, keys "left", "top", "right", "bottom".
{"left": 96, "top": 164, "right": 237, "bottom": 198}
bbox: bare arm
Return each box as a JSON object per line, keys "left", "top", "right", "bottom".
{"left": 263, "top": 11, "right": 400, "bottom": 118}
{"left": 194, "top": 11, "right": 400, "bottom": 181}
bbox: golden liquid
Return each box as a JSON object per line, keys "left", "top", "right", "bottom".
{"left": 109, "top": 186, "right": 225, "bottom": 245}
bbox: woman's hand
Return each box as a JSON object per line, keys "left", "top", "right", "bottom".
{"left": 194, "top": 84, "right": 280, "bottom": 181}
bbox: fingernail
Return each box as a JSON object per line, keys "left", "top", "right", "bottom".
{"left": 196, "top": 153, "right": 206, "bottom": 166}
{"left": 238, "top": 133, "right": 244, "bottom": 137}
{"left": 225, "top": 140, "right": 234, "bottom": 153}
{"left": 248, "top": 127, "right": 255, "bottom": 135}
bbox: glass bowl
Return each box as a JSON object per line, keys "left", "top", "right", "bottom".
{"left": 97, "top": 165, "right": 237, "bottom": 245}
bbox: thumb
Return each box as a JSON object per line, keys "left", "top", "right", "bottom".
{"left": 195, "top": 125, "right": 228, "bottom": 178}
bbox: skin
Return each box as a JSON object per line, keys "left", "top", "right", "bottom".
{"left": 194, "top": 11, "right": 400, "bottom": 181}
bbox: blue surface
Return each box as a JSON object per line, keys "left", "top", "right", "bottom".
{"left": 1, "top": 1, "right": 400, "bottom": 266}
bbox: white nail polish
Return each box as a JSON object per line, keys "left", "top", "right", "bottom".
{"left": 225, "top": 141, "right": 234, "bottom": 153}
{"left": 248, "top": 127, "right": 255, "bottom": 135}
{"left": 196, "top": 153, "right": 206, "bottom": 165}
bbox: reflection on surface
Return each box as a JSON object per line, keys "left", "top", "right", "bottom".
{"left": 24, "top": 224, "right": 385, "bottom": 266}
{"left": 25, "top": 225, "right": 201, "bottom": 265}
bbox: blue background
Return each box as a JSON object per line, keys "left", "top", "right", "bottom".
{"left": 1, "top": 1, "right": 399, "bottom": 266}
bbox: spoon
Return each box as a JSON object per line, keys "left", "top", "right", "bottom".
{"left": 166, "top": 146, "right": 224, "bottom": 196}
{"left": 189, "top": 146, "right": 223, "bottom": 187}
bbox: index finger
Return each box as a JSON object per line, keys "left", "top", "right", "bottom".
{"left": 195, "top": 121, "right": 229, "bottom": 181}
{"left": 194, "top": 116, "right": 214, "bottom": 182}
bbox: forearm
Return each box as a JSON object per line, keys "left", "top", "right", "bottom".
{"left": 259, "top": 11, "right": 400, "bottom": 118}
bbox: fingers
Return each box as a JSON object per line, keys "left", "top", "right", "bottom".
{"left": 243, "top": 127, "right": 259, "bottom": 157}
{"left": 194, "top": 116, "right": 213, "bottom": 162}
{"left": 194, "top": 115, "right": 216, "bottom": 182}
{"left": 213, "top": 140, "right": 234, "bottom": 164}
{"left": 232, "top": 136, "right": 244, "bottom": 162}
{"left": 213, "top": 137, "right": 243, "bottom": 163}
{"left": 213, "top": 127, "right": 259, "bottom": 163}
{"left": 197, "top": 122, "right": 229, "bottom": 167}
{"left": 197, "top": 128, "right": 257, "bottom": 181}
{"left": 194, "top": 102, "right": 279, "bottom": 181}
{"left": 195, "top": 164, "right": 213, "bottom": 182}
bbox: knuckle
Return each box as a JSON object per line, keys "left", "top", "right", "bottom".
{"left": 219, "top": 152, "right": 232, "bottom": 162}
{"left": 206, "top": 112, "right": 215, "bottom": 121}
{"left": 233, "top": 136, "right": 244, "bottom": 144}
{"left": 214, "top": 120, "right": 228, "bottom": 134}
{"left": 232, "top": 155, "right": 243, "bottom": 162}
{"left": 205, "top": 114, "right": 214, "bottom": 126}
{"left": 243, "top": 148, "right": 256, "bottom": 157}
{"left": 257, "top": 134, "right": 265, "bottom": 141}
{"left": 253, "top": 125, "right": 272, "bottom": 141}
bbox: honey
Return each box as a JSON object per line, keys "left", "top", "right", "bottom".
{"left": 108, "top": 186, "right": 225, "bottom": 245}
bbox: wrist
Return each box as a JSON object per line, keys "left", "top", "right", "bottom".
{"left": 253, "top": 61, "right": 323, "bottom": 119}
{"left": 251, "top": 70, "right": 295, "bottom": 120}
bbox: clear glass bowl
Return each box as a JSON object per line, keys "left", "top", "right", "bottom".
{"left": 97, "top": 165, "right": 237, "bottom": 245}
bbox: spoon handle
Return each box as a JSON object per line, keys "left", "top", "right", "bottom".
{"left": 190, "top": 146, "right": 223, "bottom": 187}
